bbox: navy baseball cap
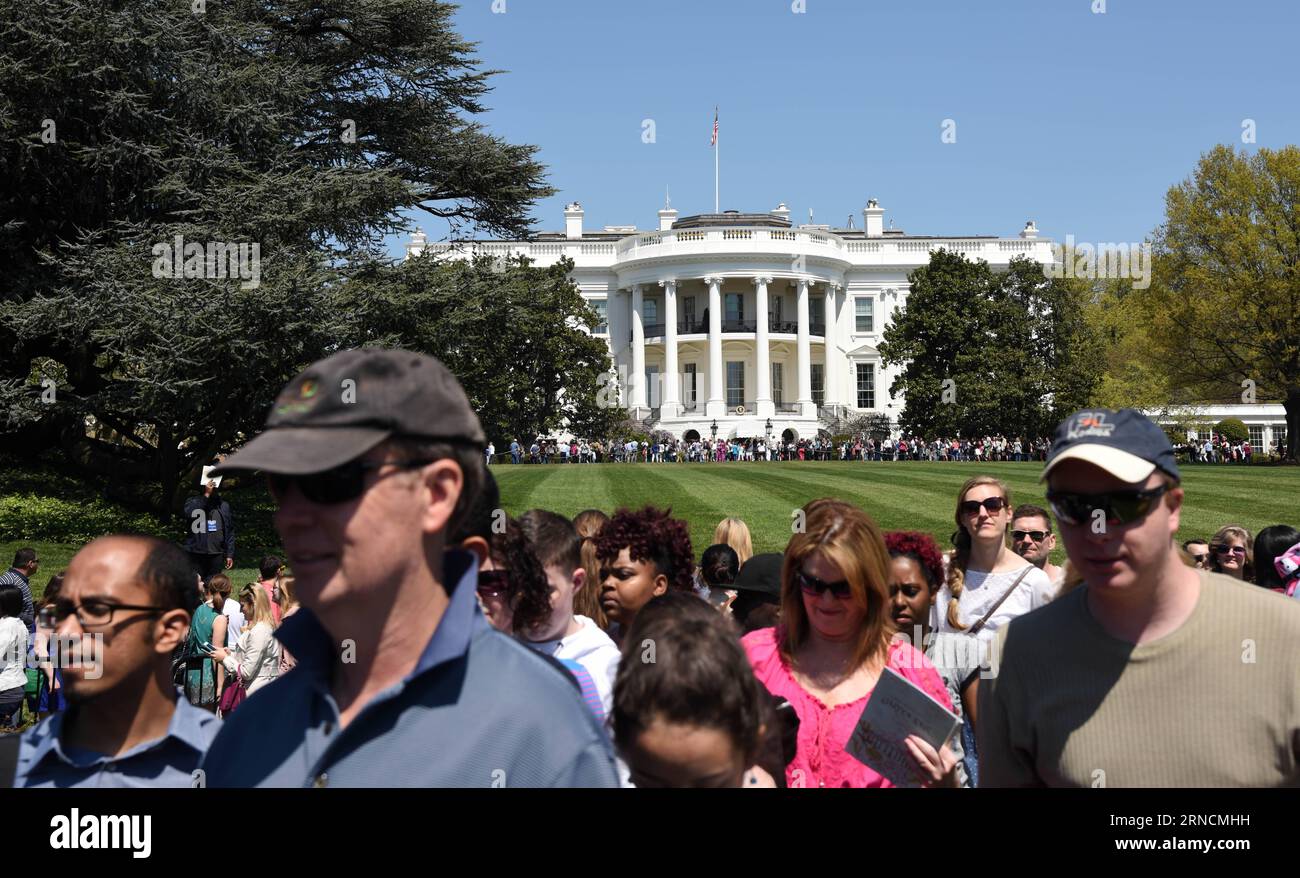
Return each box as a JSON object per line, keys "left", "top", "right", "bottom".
{"left": 1041, "top": 408, "right": 1181, "bottom": 485}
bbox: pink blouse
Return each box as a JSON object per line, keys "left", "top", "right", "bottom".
{"left": 742, "top": 627, "right": 953, "bottom": 788}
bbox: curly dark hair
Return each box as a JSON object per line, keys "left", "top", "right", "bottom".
{"left": 884, "top": 530, "right": 945, "bottom": 592}
{"left": 489, "top": 518, "right": 553, "bottom": 635}
{"left": 594, "top": 506, "right": 695, "bottom": 594}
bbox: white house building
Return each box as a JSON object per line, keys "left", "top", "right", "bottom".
{"left": 407, "top": 199, "right": 1053, "bottom": 443}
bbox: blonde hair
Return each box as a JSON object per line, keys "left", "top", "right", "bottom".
{"left": 572, "top": 509, "right": 610, "bottom": 630}
{"left": 713, "top": 517, "right": 753, "bottom": 565}
{"left": 275, "top": 571, "right": 298, "bottom": 615}
{"left": 945, "top": 475, "right": 1012, "bottom": 631}
{"left": 780, "top": 498, "right": 895, "bottom": 673}
{"left": 240, "top": 584, "right": 277, "bottom": 630}
{"left": 1209, "top": 525, "right": 1254, "bottom": 579}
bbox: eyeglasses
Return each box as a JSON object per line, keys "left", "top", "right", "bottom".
{"left": 796, "top": 569, "right": 853, "bottom": 599}
{"left": 1189, "top": 553, "right": 1209, "bottom": 564}
{"left": 476, "top": 569, "right": 512, "bottom": 600}
{"left": 1011, "top": 530, "right": 1049, "bottom": 542}
{"left": 1214, "top": 546, "right": 1247, "bottom": 557}
{"left": 1046, "top": 484, "right": 1169, "bottom": 527}
{"left": 38, "top": 599, "right": 167, "bottom": 630}
{"left": 268, "top": 458, "right": 434, "bottom": 505}
{"left": 960, "top": 497, "right": 1008, "bottom": 516}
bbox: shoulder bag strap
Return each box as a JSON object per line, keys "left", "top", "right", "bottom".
{"left": 967, "top": 565, "right": 1035, "bottom": 636}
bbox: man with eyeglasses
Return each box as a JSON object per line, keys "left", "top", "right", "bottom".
{"left": 1182, "top": 539, "right": 1210, "bottom": 569}
{"left": 12, "top": 536, "right": 218, "bottom": 787}
{"left": 1009, "top": 505, "right": 1064, "bottom": 609}
{"left": 979, "top": 408, "right": 1300, "bottom": 787}
{"left": 198, "top": 348, "right": 618, "bottom": 788}
{"left": 0, "top": 548, "right": 39, "bottom": 634}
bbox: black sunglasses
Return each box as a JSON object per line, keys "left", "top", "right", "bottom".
{"left": 1011, "top": 530, "right": 1049, "bottom": 542}
{"left": 476, "top": 569, "right": 512, "bottom": 599}
{"left": 1046, "top": 484, "right": 1169, "bottom": 527}
{"left": 960, "top": 497, "right": 1007, "bottom": 516}
{"left": 796, "top": 569, "right": 853, "bottom": 599}
{"left": 268, "top": 458, "right": 435, "bottom": 505}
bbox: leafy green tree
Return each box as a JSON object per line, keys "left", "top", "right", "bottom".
{"left": 1141, "top": 145, "right": 1300, "bottom": 460}
{"left": 1215, "top": 418, "right": 1249, "bottom": 445}
{"left": 0, "top": 0, "right": 555, "bottom": 512}
{"left": 879, "top": 250, "right": 1099, "bottom": 439}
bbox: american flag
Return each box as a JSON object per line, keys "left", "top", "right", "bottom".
{"left": 710, "top": 107, "right": 718, "bottom": 147}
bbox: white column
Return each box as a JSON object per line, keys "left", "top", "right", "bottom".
{"left": 660, "top": 279, "right": 679, "bottom": 417}
{"left": 796, "top": 278, "right": 814, "bottom": 417}
{"left": 705, "top": 275, "right": 724, "bottom": 417}
{"left": 630, "top": 284, "right": 646, "bottom": 411}
{"left": 823, "top": 282, "right": 840, "bottom": 407}
{"left": 754, "top": 276, "right": 773, "bottom": 417}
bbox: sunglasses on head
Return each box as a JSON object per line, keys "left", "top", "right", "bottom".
{"left": 1011, "top": 530, "right": 1049, "bottom": 542}
{"left": 796, "top": 569, "right": 853, "bottom": 599}
{"left": 1046, "top": 484, "right": 1169, "bottom": 527}
{"left": 268, "top": 457, "right": 434, "bottom": 505}
{"left": 960, "top": 496, "right": 1007, "bottom": 516}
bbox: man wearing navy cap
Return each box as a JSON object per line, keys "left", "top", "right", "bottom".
{"left": 199, "top": 348, "right": 618, "bottom": 787}
{"left": 979, "top": 408, "right": 1300, "bottom": 787}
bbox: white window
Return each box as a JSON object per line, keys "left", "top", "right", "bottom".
{"left": 855, "top": 298, "right": 874, "bottom": 333}
{"left": 591, "top": 298, "right": 607, "bottom": 335}
{"left": 856, "top": 363, "right": 875, "bottom": 409}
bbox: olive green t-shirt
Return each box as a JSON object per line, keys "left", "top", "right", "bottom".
{"left": 979, "top": 570, "right": 1300, "bottom": 787}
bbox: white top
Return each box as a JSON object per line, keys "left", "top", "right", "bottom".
{"left": 933, "top": 564, "right": 1047, "bottom": 652}
{"left": 222, "top": 621, "right": 280, "bottom": 695}
{"left": 1029, "top": 567, "right": 1064, "bottom": 610}
{"left": 0, "top": 617, "right": 29, "bottom": 692}
{"left": 221, "top": 597, "right": 245, "bottom": 649}
{"left": 525, "top": 615, "right": 620, "bottom": 716}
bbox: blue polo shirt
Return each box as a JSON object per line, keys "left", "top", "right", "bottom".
{"left": 16, "top": 690, "right": 219, "bottom": 788}
{"left": 200, "top": 550, "right": 620, "bottom": 788}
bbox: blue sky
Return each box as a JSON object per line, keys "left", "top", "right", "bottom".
{"left": 392, "top": 0, "right": 1298, "bottom": 255}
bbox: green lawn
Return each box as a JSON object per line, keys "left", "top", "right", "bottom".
{"left": 492, "top": 460, "right": 1300, "bottom": 565}
{"left": 5, "top": 460, "right": 1297, "bottom": 597}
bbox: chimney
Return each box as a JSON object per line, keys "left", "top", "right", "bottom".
{"left": 406, "top": 228, "right": 428, "bottom": 259}
{"left": 658, "top": 206, "right": 678, "bottom": 231}
{"left": 863, "top": 198, "right": 884, "bottom": 238}
{"left": 564, "top": 202, "right": 584, "bottom": 239}
{"left": 771, "top": 202, "right": 791, "bottom": 225}
{"left": 1020, "top": 220, "right": 1038, "bottom": 239}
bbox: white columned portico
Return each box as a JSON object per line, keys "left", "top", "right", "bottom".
{"left": 754, "top": 275, "right": 773, "bottom": 417}
{"left": 660, "top": 278, "right": 679, "bottom": 417}
{"left": 824, "top": 282, "right": 840, "bottom": 407}
{"left": 796, "top": 278, "right": 815, "bottom": 417}
{"left": 630, "top": 284, "right": 646, "bottom": 411}
{"left": 705, "top": 275, "right": 724, "bottom": 417}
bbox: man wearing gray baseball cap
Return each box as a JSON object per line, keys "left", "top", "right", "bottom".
{"left": 979, "top": 408, "right": 1300, "bottom": 787}
{"left": 199, "top": 348, "right": 618, "bottom": 787}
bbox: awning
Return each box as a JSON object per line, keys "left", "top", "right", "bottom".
{"left": 730, "top": 420, "right": 767, "bottom": 439}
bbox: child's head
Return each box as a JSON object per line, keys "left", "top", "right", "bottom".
{"left": 613, "top": 592, "right": 768, "bottom": 788}
{"left": 594, "top": 506, "right": 694, "bottom": 627}
{"left": 517, "top": 509, "right": 583, "bottom": 642}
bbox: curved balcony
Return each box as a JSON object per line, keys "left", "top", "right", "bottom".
{"left": 638, "top": 318, "right": 825, "bottom": 341}
{"left": 615, "top": 226, "right": 849, "bottom": 266}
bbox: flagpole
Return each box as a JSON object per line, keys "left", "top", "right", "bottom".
{"left": 715, "top": 131, "right": 719, "bottom": 213}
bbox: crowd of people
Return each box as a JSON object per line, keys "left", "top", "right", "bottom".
{"left": 3, "top": 348, "right": 1300, "bottom": 789}
{"left": 488, "top": 434, "right": 1055, "bottom": 465}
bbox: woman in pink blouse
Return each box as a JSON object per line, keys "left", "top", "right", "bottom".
{"left": 742, "top": 498, "right": 958, "bottom": 788}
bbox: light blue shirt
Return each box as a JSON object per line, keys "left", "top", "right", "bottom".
{"left": 16, "top": 690, "right": 219, "bottom": 788}
{"left": 199, "top": 550, "right": 619, "bottom": 788}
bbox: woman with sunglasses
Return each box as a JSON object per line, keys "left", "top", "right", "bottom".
{"left": 742, "top": 499, "right": 957, "bottom": 788}
{"left": 209, "top": 585, "right": 280, "bottom": 702}
{"left": 1208, "top": 525, "right": 1253, "bottom": 581}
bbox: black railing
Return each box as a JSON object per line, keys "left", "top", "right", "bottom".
{"left": 643, "top": 322, "right": 665, "bottom": 337}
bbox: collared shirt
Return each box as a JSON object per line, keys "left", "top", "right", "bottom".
{"left": 200, "top": 550, "right": 620, "bottom": 788}
{"left": 0, "top": 567, "right": 35, "bottom": 633}
{"left": 15, "top": 690, "right": 220, "bottom": 788}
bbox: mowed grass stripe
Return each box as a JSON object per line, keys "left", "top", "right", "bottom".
{"left": 486, "top": 461, "right": 1300, "bottom": 565}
